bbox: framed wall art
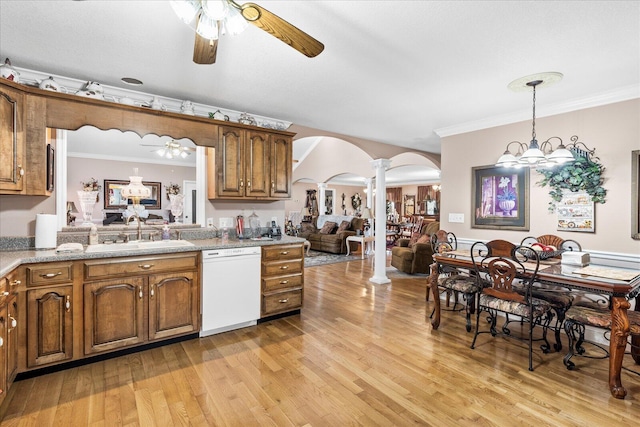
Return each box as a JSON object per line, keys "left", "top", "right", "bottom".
{"left": 472, "top": 165, "right": 529, "bottom": 230}
{"left": 556, "top": 190, "right": 595, "bottom": 233}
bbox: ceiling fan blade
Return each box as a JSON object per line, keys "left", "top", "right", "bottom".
{"left": 239, "top": 2, "right": 324, "bottom": 58}
{"left": 193, "top": 15, "right": 218, "bottom": 65}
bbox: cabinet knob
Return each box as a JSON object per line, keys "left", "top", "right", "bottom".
{"left": 138, "top": 264, "right": 154, "bottom": 270}
{"left": 150, "top": 285, "right": 155, "bottom": 298}
{"left": 0, "top": 337, "right": 3, "bottom": 347}
{"left": 279, "top": 280, "right": 288, "bottom": 285}
{"left": 247, "top": 181, "right": 251, "bottom": 188}
{"left": 18, "top": 165, "right": 24, "bottom": 178}
{"left": 271, "top": 181, "right": 274, "bottom": 189}
{"left": 280, "top": 251, "right": 289, "bottom": 255}
{"left": 1, "top": 292, "right": 8, "bottom": 297}
{"left": 240, "top": 180, "right": 244, "bottom": 188}
{"left": 280, "top": 265, "right": 288, "bottom": 270}
{"left": 65, "top": 295, "right": 71, "bottom": 312}
{"left": 10, "top": 280, "right": 20, "bottom": 287}
{"left": 278, "top": 298, "right": 289, "bottom": 304}
{"left": 40, "top": 272, "right": 62, "bottom": 278}
{"left": 9, "top": 317, "right": 16, "bottom": 330}
{"left": 138, "top": 286, "right": 143, "bottom": 299}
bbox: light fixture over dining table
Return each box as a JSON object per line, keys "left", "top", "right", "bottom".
{"left": 495, "top": 72, "right": 595, "bottom": 168}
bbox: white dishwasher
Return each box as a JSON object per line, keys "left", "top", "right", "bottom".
{"left": 200, "top": 246, "right": 261, "bottom": 337}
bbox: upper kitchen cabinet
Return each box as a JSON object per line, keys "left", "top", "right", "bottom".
{"left": 208, "top": 125, "right": 292, "bottom": 200}
{"left": 0, "top": 84, "right": 25, "bottom": 193}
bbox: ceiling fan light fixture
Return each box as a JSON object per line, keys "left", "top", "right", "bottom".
{"left": 202, "top": 0, "right": 229, "bottom": 20}
{"left": 221, "top": 4, "right": 248, "bottom": 35}
{"left": 156, "top": 148, "right": 166, "bottom": 157}
{"left": 170, "top": 0, "right": 201, "bottom": 25}
{"left": 196, "top": 12, "right": 219, "bottom": 40}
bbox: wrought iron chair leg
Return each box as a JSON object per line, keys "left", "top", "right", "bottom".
{"left": 563, "top": 319, "right": 579, "bottom": 370}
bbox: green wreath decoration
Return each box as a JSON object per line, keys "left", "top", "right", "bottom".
{"left": 537, "top": 155, "right": 606, "bottom": 212}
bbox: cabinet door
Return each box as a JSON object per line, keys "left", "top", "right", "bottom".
{"left": 148, "top": 271, "right": 198, "bottom": 341}
{"left": 0, "top": 305, "right": 7, "bottom": 401}
{"left": 27, "top": 286, "right": 73, "bottom": 367}
{"left": 245, "top": 130, "right": 270, "bottom": 197}
{"left": 270, "top": 134, "right": 292, "bottom": 198}
{"left": 84, "top": 277, "right": 145, "bottom": 355}
{"left": 6, "top": 295, "right": 18, "bottom": 383}
{"left": 0, "top": 86, "right": 25, "bottom": 192}
{"left": 217, "top": 126, "right": 245, "bottom": 197}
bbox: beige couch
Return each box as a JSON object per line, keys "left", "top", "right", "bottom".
{"left": 299, "top": 215, "right": 365, "bottom": 254}
{"left": 390, "top": 221, "right": 440, "bottom": 274}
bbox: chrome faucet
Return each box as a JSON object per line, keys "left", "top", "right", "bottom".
{"left": 125, "top": 212, "right": 143, "bottom": 241}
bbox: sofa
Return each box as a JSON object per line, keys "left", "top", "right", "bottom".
{"left": 390, "top": 221, "right": 440, "bottom": 274}
{"left": 299, "top": 215, "right": 365, "bottom": 254}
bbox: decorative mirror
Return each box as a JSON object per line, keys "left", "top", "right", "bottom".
{"left": 104, "top": 179, "right": 161, "bottom": 210}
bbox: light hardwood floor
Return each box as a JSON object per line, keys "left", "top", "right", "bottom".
{"left": 1, "top": 256, "right": 639, "bottom": 426}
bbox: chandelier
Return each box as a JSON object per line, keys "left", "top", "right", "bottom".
{"left": 170, "top": 0, "right": 248, "bottom": 39}
{"left": 154, "top": 141, "right": 193, "bottom": 159}
{"left": 496, "top": 72, "right": 583, "bottom": 168}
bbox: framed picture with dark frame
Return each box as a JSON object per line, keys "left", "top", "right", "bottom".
{"left": 104, "top": 179, "right": 161, "bottom": 210}
{"left": 472, "top": 165, "right": 530, "bottom": 230}
{"left": 46, "top": 143, "right": 54, "bottom": 192}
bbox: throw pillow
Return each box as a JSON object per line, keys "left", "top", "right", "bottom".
{"left": 336, "top": 220, "right": 351, "bottom": 233}
{"left": 319, "top": 221, "right": 337, "bottom": 234}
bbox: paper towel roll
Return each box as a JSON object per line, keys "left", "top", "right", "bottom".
{"left": 35, "top": 214, "right": 58, "bottom": 249}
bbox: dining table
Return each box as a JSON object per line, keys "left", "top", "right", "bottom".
{"left": 429, "top": 250, "right": 640, "bottom": 399}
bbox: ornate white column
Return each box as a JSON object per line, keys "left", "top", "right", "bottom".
{"left": 370, "top": 159, "right": 391, "bottom": 285}
{"left": 317, "top": 182, "right": 327, "bottom": 216}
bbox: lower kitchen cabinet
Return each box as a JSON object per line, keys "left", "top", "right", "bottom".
{"left": 148, "top": 271, "right": 198, "bottom": 341}
{"left": 261, "top": 243, "right": 304, "bottom": 317}
{"left": 83, "top": 277, "right": 146, "bottom": 355}
{"left": 27, "top": 286, "right": 73, "bottom": 367}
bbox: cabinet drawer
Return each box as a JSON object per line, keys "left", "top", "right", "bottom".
{"left": 84, "top": 253, "right": 198, "bottom": 280}
{"left": 262, "top": 244, "right": 303, "bottom": 262}
{"left": 26, "top": 262, "right": 73, "bottom": 286}
{"left": 262, "top": 259, "right": 302, "bottom": 277}
{"left": 262, "top": 273, "right": 302, "bottom": 292}
{"left": 262, "top": 289, "right": 302, "bottom": 316}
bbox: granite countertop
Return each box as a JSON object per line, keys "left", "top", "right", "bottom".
{"left": 0, "top": 235, "right": 306, "bottom": 277}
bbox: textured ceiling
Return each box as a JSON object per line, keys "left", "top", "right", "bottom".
{"left": 1, "top": 1, "right": 638, "bottom": 157}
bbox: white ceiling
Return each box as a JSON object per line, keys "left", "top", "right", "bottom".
{"left": 1, "top": 1, "right": 638, "bottom": 157}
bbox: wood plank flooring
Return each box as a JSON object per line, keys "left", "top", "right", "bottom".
{"left": 1, "top": 256, "right": 639, "bottom": 426}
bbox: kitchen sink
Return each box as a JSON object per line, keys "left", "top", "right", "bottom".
{"left": 85, "top": 240, "right": 195, "bottom": 253}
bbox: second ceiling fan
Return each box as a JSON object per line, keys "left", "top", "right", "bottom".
{"left": 171, "top": 0, "right": 325, "bottom": 64}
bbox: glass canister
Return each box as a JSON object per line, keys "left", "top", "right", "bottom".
{"left": 248, "top": 210, "right": 260, "bottom": 238}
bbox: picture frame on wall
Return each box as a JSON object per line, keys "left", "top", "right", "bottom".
{"left": 556, "top": 190, "right": 595, "bottom": 233}
{"left": 472, "top": 165, "right": 530, "bottom": 230}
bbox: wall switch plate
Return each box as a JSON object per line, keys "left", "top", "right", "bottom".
{"left": 449, "top": 213, "right": 464, "bottom": 223}
{"left": 206, "top": 218, "right": 214, "bottom": 228}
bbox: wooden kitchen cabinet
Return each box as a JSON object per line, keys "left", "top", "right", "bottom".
{"left": 25, "top": 262, "right": 74, "bottom": 367}
{"left": 0, "top": 84, "right": 25, "bottom": 193}
{"left": 83, "top": 253, "right": 199, "bottom": 355}
{"left": 0, "top": 293, "right": 18, "bottom": 408}
{"left": 83, "top": 277, "right": 146, "bottom": 355}
{"left": 209, "top": 125, "right": 292, "bottom": 200}
{"left": 261, "top": 243, "right": 304, "bottom": 317}
{"left": 148, "top": 271, "right": 198, "bottom": 341}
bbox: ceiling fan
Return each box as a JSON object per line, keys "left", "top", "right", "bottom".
{"left": 170, "top": 0, "right": 324, "bottom": 64}
{"left": 141, "top": 140, "right": 196, "bottom": 159}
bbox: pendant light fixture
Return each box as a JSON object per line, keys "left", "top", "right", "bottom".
{"left": 496, "top": 72, "right": 581, "bottom": 168}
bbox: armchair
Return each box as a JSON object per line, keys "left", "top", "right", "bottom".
{"left": 390, "top": 221, "right": 440, "bottom": 274}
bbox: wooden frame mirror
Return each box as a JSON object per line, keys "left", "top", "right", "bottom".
{"left": 104, "top": 179, "right": 161, "bottom": 210}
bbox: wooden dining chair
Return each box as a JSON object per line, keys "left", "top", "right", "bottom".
{"left": 428, "top": 230, "right": 485, "bottom": 332}
{"left": 470, "top": 240, "right": 554, "bottom": 371}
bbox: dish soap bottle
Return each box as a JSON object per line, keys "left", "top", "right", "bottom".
{"left": 162, "top": 222, "right": 171, "bottom": 240}
{"left": 89, "top": 224, "right": 98, "bottom": 245}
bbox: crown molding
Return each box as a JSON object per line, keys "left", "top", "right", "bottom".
{"left": 435, "top": 84, "right": 640, "bottom": 138}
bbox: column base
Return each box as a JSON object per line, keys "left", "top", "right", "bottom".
{"left": 369, "top": 275, "right": 391, "bottom": 285}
